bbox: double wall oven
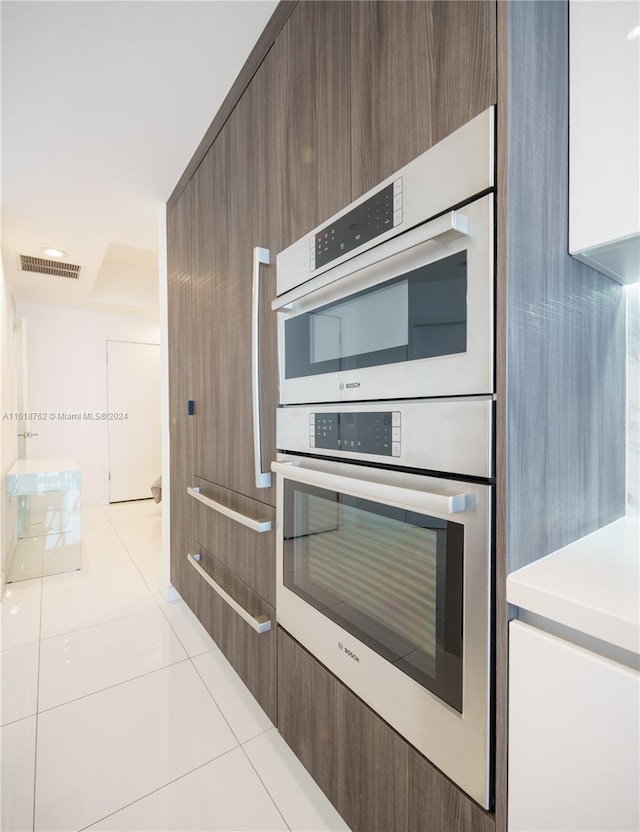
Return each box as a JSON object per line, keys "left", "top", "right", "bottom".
{"left": 271, "top": 108, "right": 495, "bottom": 808}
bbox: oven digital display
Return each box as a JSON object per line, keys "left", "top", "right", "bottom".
{"left": 314, "top": 184, "right": 395, "bottom": 268}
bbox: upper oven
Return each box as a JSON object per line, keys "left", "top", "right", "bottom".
{"left": 273, "top": 107, "right": 495, "bottom": 405}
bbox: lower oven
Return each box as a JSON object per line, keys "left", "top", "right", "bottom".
{"left": 273, "top": 440, "right": 492, "bottom": 808}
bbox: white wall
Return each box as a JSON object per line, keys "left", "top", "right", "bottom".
{"left": 16, "top": 303, "right": 159, "bottom": 507}
{"left": 627, "top": 284, "right": 639, "bottom": 515}
{"left": 0, "top": 261, "right": 18, "bottom": 588}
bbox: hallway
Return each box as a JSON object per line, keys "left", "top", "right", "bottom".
{"left": 0, "top": 501, "right": 349, "bottom": 831}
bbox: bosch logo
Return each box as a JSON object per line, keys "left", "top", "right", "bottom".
{"left": 338, "top": 641, "right": 360, "bottom": 662}
{"left": 339, "top": 383, "right": 344, "bottom": 391}
{"left": 341, "top": 381, "right": 361, "bottom": 390}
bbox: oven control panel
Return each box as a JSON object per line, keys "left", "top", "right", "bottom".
{"left": 310, "top": 180, "right": 403, "bottom": 271}
{"left": 277, "top": 398, "right": 493, "bottom": 478}
{"left": 309, "top": 411, "right": 401, "bottom": 457}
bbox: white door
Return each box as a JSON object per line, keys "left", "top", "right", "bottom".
{"left": 14, "top": 318, "right": 30, "bottom": 458}
{"left": 106, "top": 340, "right": 160, "bottom": 502}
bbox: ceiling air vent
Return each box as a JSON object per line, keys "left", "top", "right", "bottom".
{"left": 19, "top": 255, "right": 81, "bottom": 279}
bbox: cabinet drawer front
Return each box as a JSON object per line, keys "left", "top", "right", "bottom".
{"left": 192, "top": 477, "right": 275, "bottom": 606}
{"left": 186, "top": 543, "right": 277, "bottom": 724}
{"left": 278, "top": 627, "right": 494, "bottom": 832}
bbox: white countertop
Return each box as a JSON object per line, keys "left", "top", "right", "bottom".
{"left": 8, "top": 458, "right": 80, "bottom": 475}
{"left": 507, "top": 516, "right": 640, "bottom": 655}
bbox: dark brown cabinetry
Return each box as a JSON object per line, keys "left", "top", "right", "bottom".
{"left": 189, "top": 0, "right": 352, "bottom": 503}
{"left": 271, "top": 0, "right": 352, "bottom": 251}
{"left": 189, "top": 544, "right": 277, "bottom": 723}
{"left": 191, "top": 64, "right": 278, "bottom": 506}
{"left": 350, "top": 0, "right": 496, "bottom": 198}
{"left": 192, "top": 477, "right": 275, "bottom": 607}
{"left": 170, "top": 0, "right": 354, "bottom": 717}
{"left": 175, "top": 53, "right": 280, "bottom": 717}
{"left": 167, "top": 184, "right": 193, "bottom": 598}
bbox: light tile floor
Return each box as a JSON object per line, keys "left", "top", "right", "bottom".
{"left": 1, "top": 500, "right": 350, "bottom": 832}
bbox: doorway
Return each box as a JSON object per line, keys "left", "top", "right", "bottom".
{"left": 106, "top": 340, "right": 160, "bottom": 502}
{"left": 14, "top": 317, "right": 29, "bottom": 459}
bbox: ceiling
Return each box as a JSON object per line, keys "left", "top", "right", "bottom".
{"left": 1, "top": 0, "right": 278, "bottom": 319}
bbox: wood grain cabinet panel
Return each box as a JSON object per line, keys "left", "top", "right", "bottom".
{"left": 277, "top": 628, "right": 408, "bottom": 832}
{"left": 350, "top": 0, "right": 497, "bottom": 198}
{"left": 190, "top": 54, "right": 278, "bottom": 507}
{"left": 187, "top": 544, "right": 277, "bottom": 724}
{"left": 191, "top": 476, "right": 275, "bottom": 606}
{"left": 191, "top": 1, "right": 352, "bottom": 504}
{"left": 272, "top": 0, "right": 352, "bottom": 250}
{"left": 167, "top": 184, "right": 193, "bottom": 596}
{"left": 407, "top": 752, "right": 495, "bottom": 832}
{"left": 278, "top": 628, "right": 494, "bottom": 832}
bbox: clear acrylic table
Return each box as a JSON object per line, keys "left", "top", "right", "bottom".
{"left": 6, "top": 458, "right": 81, "bottom": 582}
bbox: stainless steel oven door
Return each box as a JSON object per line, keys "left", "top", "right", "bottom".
{"left": 273, "top": 454, "right": 492, "bottom": 808}
{"left": 274, "top": 195, "right": 493, "bottom": 404}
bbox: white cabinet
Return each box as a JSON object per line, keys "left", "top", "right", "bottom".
{"left": 508, "top": 620, "right": 640, "bottom": 832}
{"left": 569, "top": 0, "right": 640, "bottom": 284}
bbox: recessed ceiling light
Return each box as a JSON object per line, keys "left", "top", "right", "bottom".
{"left": 41, "top": 247, "right": 67, "bottom": 258}
{"left": 627, "top": 25, "right": 640, "bottom": 40}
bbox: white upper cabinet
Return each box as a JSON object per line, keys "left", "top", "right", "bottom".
{"left": 569, "top": 0, "right": 640, "bottom": 284}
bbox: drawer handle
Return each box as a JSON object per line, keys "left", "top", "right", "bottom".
{"left": 187, "top": 553, "right": 272, "bottom": 634}
{"left": 187, "top": 486, "right": 272, "bottom": 533}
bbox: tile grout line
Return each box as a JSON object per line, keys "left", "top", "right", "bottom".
{"left": 238, "top": 733, "right": 292, "bottom": 832}
{"left": 115, "top": 502, "right": 292, "bottom": 831}
{"left": 188, "top": 651, "right": 245, "bottom": 746}
{"left": 32, "top": 504, "right": 109, "bottom": 832}
{"left": 38, "top": 604, "right": 159, "bottom": 644}
{"left": 32, "top": 572, "right": 45, "bottom": 832}
{"left": 38, "top": 603, "right": 169, "bottom": 646}
{"left": 35, "top": 505, "right": 173, "bottom": 722}
{"left": 105, "top": 505, "right": 173, "bottom": 609}
{"left": 39, "top": 500, "right": 160, "bottom": 641}
{"left": 36, "top": 655, "right": 193, "bottom": 718}
{"left": 75, "top": 744, "right": 244, "bottom": 832}
{"left": 35, "top": 505, "right": 185, "bottom": 830}
{"left": 155, "top": 600, "right": 217, "bottom": 659}
{"left": 101, "top": 504, "right": 149, "bottom": 586}
{"left": 28, "top": 504, "right": 177, "bottom": 832}
{"left": 30, "top": 504, "right": 296, "bottom": 832}
{"left": 173, "top": 622, "right": 291, "bottom": 830}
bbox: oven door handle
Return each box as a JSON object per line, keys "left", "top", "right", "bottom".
{"left": 272, "top": 209, "right": 468, "bottom": 311}
{"left": 271, "top": 460, "right": 466, "bottom": 515}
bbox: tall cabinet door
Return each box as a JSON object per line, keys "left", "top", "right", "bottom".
{"left": 272, "top": 0, "right": 352, "bottom": 252}
{"left": 191, "top": 0, "right": 352, "bottom": 505}
{"left": 167, "top": 183, "right": 193, "bottom": 595}
{"left": 350, "top": 0, "right": 497, "bottom": 197}
{"left": 191, "top": 48, "right": 278, "bottom": 507}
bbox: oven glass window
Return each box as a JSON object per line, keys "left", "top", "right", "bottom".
{"left": 285, "top": 250, "right": 467, "bottom": 379}
{"left": 283, "top": 479, "right": 464, "bottom": 712}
